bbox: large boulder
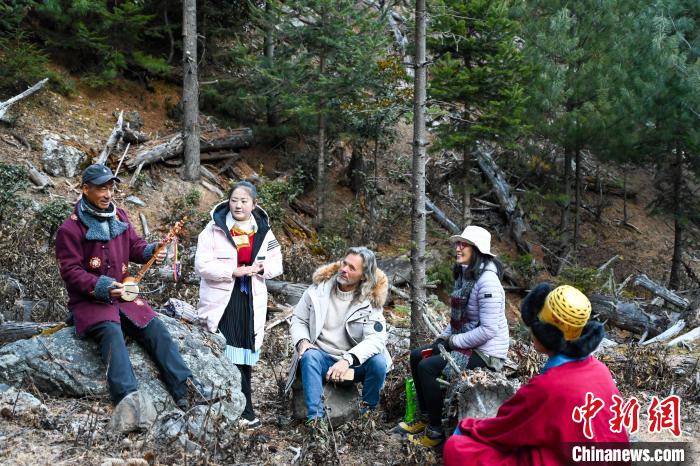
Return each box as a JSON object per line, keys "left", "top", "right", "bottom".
{"left": 0, "top": 315, "right": 246, "bottom": 417}
{"left": 41, "top": 136, "right": 86, "bottom": 177}
{"left": 291, "top": 376, "right": 361, "bottom": 426}
{"left": 454, "top": 369, "right": 520, "bottom": 420}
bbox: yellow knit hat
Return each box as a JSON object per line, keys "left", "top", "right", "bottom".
{"left": 539, "top": 285, "right": 591, "bottom": 341}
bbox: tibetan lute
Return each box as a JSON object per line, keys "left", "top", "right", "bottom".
{"left": 120, "top": 216, "right": 187, "bottom": 302}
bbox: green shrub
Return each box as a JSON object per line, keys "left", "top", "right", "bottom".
{"left": 0, "top": 32, "right": 74, "bottom": 95}
{"left": 0, "top": 163, "right": 28, "bottom": 222}
{"left": 318, "top": 233, "right": 348, "bottom": 259}
{"left": 556, "top": 264, "right": 605, "bottom": 294}
{"left": 427, "top": 260, "right": 454, "bottom": 293}
{"left": 257, "top": 176, "right": 303, "bottom": 222}
{"left": 36, "top": 199, "right": 72, "bottom": 237}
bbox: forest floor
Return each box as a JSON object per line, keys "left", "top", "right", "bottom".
{"left": 0, "top": 77, "right": 699, "bottom": 465}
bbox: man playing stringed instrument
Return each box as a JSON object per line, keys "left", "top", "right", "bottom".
{"left": 55, "top": 164, "right": 212, "bottom": 430}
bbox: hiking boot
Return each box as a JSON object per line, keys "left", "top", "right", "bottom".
{"left": 407, "top": 425, "right": 445, "bottom": 448}
{"left": 391, "top": 417, "right": 428, "bottom": 436}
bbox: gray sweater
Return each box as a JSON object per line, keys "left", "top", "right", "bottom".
{"left": 441, "top": 262, "right": 510, "bottom": 359}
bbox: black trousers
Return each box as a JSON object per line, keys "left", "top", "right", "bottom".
{"left": 236, "top": 364, "right": 255, "bottom": 420}
{"left": 86, "top": 315, "right": 192, "bottom": 405}
{"left": 409, "top": 343, "right": 488, "bottom": 427}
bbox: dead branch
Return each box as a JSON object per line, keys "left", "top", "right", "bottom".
{"left": 666, "top": 327, "right": 700, "bottom": 346}
{"left": 425, "top": 197, "right": 460, "bottom": 234}
{"left": 474, "top": 144, "right": 530, "bottom": 252}
{"left": 139, "top": 213, "right": 150, "bottom": 237}
{"left": 0, "top": 78, "right": 49, "bottom": 122}
{"left": 0, "top": 321, "right": 60, "bottom": 344}
{"left": 95, "top": 110, "right": 124, "bottom": 165}
{"left": 265, "top": 308, "right": 294, "bottom": 331}
{"left": 25, "top": 161, "right": 53, "bottom": 189}
{"left": 641, "top": 320, "right": 686, "bottom": 346}
{"left": 634, "top": 273, "right": 689, "bottom": 309}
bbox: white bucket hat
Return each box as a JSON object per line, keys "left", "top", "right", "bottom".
{"left": 449, "top": 225, "right": 495, "bottom": 257}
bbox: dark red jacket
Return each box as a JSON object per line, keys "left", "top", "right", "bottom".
{"left": 55, "top": 206, "right": 156, "bottom": 334}
{"left": 443, "top": 357, "right": 630, "bottom": 466}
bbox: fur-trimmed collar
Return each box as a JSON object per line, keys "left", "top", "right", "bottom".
{"left": 312, "top": 262, "right": 388, "bottom": 308}
{"left": 76, "top": 201, "right": 128, "bottom": 241}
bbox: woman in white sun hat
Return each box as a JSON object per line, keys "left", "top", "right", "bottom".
{"left": 393, "top": 225, "right": 509, "bottom": 448}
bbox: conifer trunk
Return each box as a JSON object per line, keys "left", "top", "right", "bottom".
{"left": 559, "top": 147, "right": 572, "bottom": 240}
{"left": 669, "top": 142, "right": 683, "bottom": 289}
{"left": 182, "top": 0, "right": 200, "bottom": 180}
{"left": 462, "top": 146, "right": 472, "bottom": 227}
{"left": 264, "top": 1, "right": 278, "bottom": 127}
{"left": 316, "top": 50, "right": 327, "bottom": 231}
{"left": 573, "top": 146, "right": 581, "bottom": 249}
{"left": 410, "top": 0, "right": 428, "bottom": 347}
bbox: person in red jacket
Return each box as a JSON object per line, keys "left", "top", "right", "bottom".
{"left": 443, "top": 283, "right": 630, "bottom": 466}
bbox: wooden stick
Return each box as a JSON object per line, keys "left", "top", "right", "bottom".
{"left": 139, "top": 213, "right": 150, "bottom": 237}
{"left": 265, "top": 308, "right": 294, "bottom": 331}
{"left": 114, "top": 142, "right": 131, "bottom": 178}
{"left": 0, "top": 78, "right": 49, "bottom": 121}
{"left": 96, "top": 110, "right": 124, "bottom": 165}
{"left": 129, "top": 162, "right": 145, "bottom": 187}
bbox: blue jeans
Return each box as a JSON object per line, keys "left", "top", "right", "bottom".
{"left": 300, "top": 348, "right": 387, "bottom": 420}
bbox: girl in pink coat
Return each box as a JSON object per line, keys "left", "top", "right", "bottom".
{"left": 195, "top": 181, "right": 283, "bottom": 428}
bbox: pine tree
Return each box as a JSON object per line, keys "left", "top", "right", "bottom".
{"left": 429, "top": 0, "right": 527, "bottom": 224}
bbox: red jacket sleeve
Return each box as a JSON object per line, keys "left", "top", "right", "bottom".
{"left": 56, "top": 224, "right": 99, "bottom": 298}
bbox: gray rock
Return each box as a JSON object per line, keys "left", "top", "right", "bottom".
{"left": 291, "top": 376, "right": 360, "bottom": 426}
{"left": 455, "top": 369, "right": 520, "bottom": 420}
{"left": 0, "top": 315, "right": 246, "bottom": 418}
{"left": 42, "top": 136, "right": 87, "bottom": 177}
{"left": 0, "top": 387, "right": 47, "bottom": 415}
{"left": 110, "top": 390, "right": 156, "bottom": 433}
{"left": 0, "top": 383, "right": 10, "bottom": 393}
{"left": 125, "top": 195, "right": 146, "bottom": 207}
{"left": 123, "top": 111, "right": 144, "bottom": 131}
{"left": 386, "top": 325, "right": 410, "bottom": 354}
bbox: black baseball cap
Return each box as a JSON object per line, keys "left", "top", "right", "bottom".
{"left": 82, "top": 164, "right": 121, "bottom": 185}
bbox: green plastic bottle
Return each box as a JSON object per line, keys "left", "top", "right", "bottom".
{"left": 404, "top": 376, "right": 417, "bottom": 422}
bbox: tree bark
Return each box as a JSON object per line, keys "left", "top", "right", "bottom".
{"left": 462, "top": 146, "right": 472, "bottom": 227}
{"left": 634, "top": 273, "right": 689, "bottom": 309}
{"left": 264, "top": 1, "right": 278, "bottom": 127}
{"left": 589, "top": 294, "right": 665, "bottom": 336}
{"left": 316, "top": 48, "right": 327, "bottom": 231}
{"left": 573, "top": 146, "right": 581, "bottom": 249}
{"left": 182, "top": 0, "right": 200, "bottom": 180}
{"left": 410, "top": 0, "right": 428, "bottom": 348}
{"left": 560, "top": 146, "right": 572, "bottom": 240}
{"left": 669, "top": 142, "right": 683, "bottom": 290}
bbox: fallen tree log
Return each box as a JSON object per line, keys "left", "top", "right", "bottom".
{"left": 266, "top": 280, "right": 310, "bottom": 306}
{"left": 0, "top": 78, "right": 49, "bottom": 122}
{"left": 126, "top": 128, "right": 253, "bottom": 170}
{"left": 426, "top": 197, "right": 460, "bottom": 234}
{"left": 474, "top": 144, "right": 530, "bottom": 252}
{"left": 584, "top": 176, "right": 638, "bottom": 199}
{"left": 377, "top": 252, "right": 440, "bottom": 287}
{"left": 25, "top": 161, "right": 53, "bottom": 189}
{"left": 0, "top": 321, "right": 59, "bottom": 345}
{"left": 589, "top": 294, "right": 665, "bottom": 336}
{"left": 634, "top": 274, "right": 689, "bottom": 310}
{"left": 200, "top": 151, "right": 240, "bottom": 164}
